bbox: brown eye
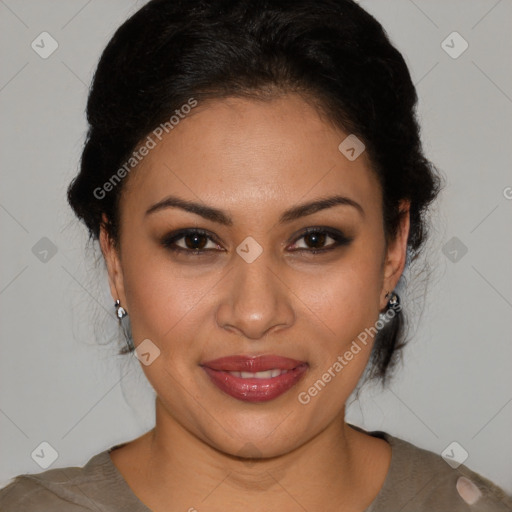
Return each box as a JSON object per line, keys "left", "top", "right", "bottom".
{"left": 180, "top": 232, "right": 209, "bottom": 250}
{"left": 302, "top": 231, "right": 328, "bottom": 249}
{"left": 161, "top": 229, "right": 222, "bottom": 253}
{"left": 289, "top": 227, "right": 353, "bottom": 253}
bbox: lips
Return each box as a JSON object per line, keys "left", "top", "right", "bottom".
{"left": 201, "top": 355, "right": 308, "bottom": 402}
{"left": 201, "top": 355, "right": 305, "bottom": 372}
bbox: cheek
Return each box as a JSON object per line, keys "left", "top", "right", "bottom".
{"left": 297, "top": 252, "right": 383, "bottom": 344}
{"left": 119, "top": 241, "right": 207, "bottom": 348}
{"left": 294, "top": 258, "right": 384, "bottom": 423}
{"left": 121, "top": 255, "right": 209, "bottom": 407}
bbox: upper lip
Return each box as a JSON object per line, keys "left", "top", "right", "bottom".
{"left": 201, "top": 355, "right": 307, "bottom": 372}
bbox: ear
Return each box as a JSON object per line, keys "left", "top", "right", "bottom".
{"left": 99, "top": 213, "right": 127, "bottom": 309}
{"left": 380, "top": 199, "right": 410, "bottom": 310}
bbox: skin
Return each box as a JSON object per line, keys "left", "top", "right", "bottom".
{"left": 100, "top": 93, "right": 410, "bottom": 512}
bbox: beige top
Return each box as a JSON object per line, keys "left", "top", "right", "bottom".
{"left": 1, "top": 427, "right": 511, "bottom": 511}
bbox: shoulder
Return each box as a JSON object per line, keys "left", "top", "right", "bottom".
{"left": 0, "top": 449, "right": 122, "bottom": 512}
{"left": 367, "top": 430, "right": 512, "bottom": 512}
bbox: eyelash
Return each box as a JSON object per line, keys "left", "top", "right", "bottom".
{"left": 161, "top": 227, "right": 353, "bottom": 256}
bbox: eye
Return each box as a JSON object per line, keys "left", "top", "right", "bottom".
{"left": 161, "top": 226, "right": 353, "bottom": 256}
{"left": 161, "top": 229, "right": 223, "bottom": 254}
{"left": 288, "top": 227, "right": 353, "bottom": 253}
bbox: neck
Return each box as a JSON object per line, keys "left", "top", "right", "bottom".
{"left": 124, "top": 398, "right": 390, "bottom": 511}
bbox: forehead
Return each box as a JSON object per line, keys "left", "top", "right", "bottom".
{"left": 119, "top": 94, "right": 381, "bottom": 221}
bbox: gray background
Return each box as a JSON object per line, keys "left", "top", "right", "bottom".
{"left": 1, "top": 0, "right": 511, "bottom": 495}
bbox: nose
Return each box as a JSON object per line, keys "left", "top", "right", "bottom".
{"left": 215, "top": 250, "right": 295, "bottom": 340}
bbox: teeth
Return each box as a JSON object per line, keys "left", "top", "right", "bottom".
{"left": 228, "top": 369, "right": 289, "bottom": 379}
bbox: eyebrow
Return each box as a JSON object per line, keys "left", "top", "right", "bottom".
{"left": 145, "top": 194, "right": 364, "bottom": 225}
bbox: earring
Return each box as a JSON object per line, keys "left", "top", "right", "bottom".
{"left": 114, "top": 299, "right": 134, "bottom": 352}
{"left": 384, "top": 290, "right": 401, "bottom": 312}
{"left": 115, "top": 299, "right": 126, "bottom": 319}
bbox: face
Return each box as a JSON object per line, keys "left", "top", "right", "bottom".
{"left": 100, "top": 93, "right": 409, "bottom": 458}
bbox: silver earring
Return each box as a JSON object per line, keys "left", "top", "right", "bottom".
{"left": 385, "top": 291, "right": 401, "bottom": 312}
{"left": 114, "top": 300, "right": 134, "bottom": 351}
{"left": 115, "top": 299, "right": 126, "bottom": 319}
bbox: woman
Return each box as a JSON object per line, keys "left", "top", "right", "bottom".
{"left": 1, "top": 0, "right": 510, "bottom": 510}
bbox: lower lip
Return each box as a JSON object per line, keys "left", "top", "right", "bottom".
{"left": 202, "top": 364, "right": 308, "bottom": 402}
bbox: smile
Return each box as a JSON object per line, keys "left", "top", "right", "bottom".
{"left": 201, "top": 355, "right": 308, "bottom": 402}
